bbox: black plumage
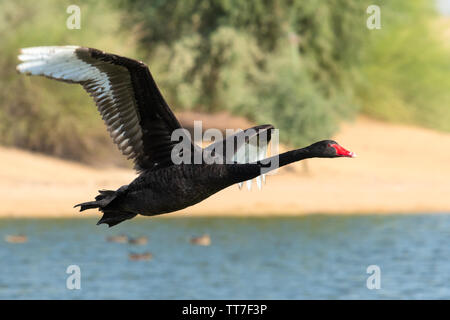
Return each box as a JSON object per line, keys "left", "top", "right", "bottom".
{"left": 17, "top": 46, "right": 355, "bottom": 227}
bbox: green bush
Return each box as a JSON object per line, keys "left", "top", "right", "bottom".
{"left": 357, "top": 0, "right": 450, "bottom": 131}
{"left": 0, "top": 0, "right": 140, "bottom": 163}
{"left": 2, "top": 0, "right": 450, "bottom": 163}
{"left": 123, "top": 0, "right": 367, "bottom": 146}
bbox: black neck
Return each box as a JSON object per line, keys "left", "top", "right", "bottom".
{"left": 265, "top": 146, "right": 315, "bottom": 169}
{"left": 227, "top": 146, "right": 317, "bottom": 183}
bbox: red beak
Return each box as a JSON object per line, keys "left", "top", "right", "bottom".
{"left": 332, "top": 144, "right": 356, "bottom": 158}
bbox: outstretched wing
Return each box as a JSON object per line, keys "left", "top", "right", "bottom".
{"left": 17, "top": 46, "right": 194, "bottom": 172}
{"left": 204, "top": 124, "right": 274, "bottom": 190}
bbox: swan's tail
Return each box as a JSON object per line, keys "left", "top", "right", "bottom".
{"left": 75, "top": 190, "right": 116, "bottom": 211}
{"left": 74, "top": 189, "right": 136, "bottom": 227}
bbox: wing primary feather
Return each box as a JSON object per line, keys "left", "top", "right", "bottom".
{"left": 17, "top": 46, "right": 190, "bottom": 172}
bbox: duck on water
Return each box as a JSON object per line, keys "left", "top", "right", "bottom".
{"left": 17, "top": 46, "right": 355, "bottom": 227}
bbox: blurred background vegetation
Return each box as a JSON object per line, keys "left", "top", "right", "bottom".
{"left": 1, "top": 0, "right": 449, "bottom": 164}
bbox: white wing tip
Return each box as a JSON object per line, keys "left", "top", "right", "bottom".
{"left": 256, "top": 176, "right": 262, "bottom": 190}
{"left": 17, "top": 46, "right": 80, "bottom": 63}
{"left": 237, "top": 175, "right": 267, "bottom": 191}
{"left": 16, "top": 46, "right": 87, "bottom": 79}
{"left": 19, "top": 45, "right": 79, "bottom": 54}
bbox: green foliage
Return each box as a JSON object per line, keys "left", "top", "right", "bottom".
{"left": 122, "top": 0, "right": 367, "bottom": 146}
{"left": 0, "top": 0, "right": 141, "bottom": 162}
{"left": 125, "top": 0, "right": 450, "bottom": 142}
{"left": 356, "top": 0, "right": 450, "bottom": 131}
{"left": 1, "top": 0, "right": 450, "bottom": 163}
{"left": 247, "top": 45, "right": 338, "bottom": 146}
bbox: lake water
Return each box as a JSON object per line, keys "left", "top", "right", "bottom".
{"left": 1, "top": 215, "right": 450, "bottom": 299}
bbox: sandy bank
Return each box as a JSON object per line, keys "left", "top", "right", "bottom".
{"left": 1, "top": 117, "right": 449, "bottom": 218}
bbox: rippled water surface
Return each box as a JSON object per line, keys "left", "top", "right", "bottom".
{"left": 1, "top": 215, "right": 449, "bottom": 299}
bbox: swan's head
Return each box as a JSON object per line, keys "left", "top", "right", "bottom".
{"left": 309, "top": 140, "right": 356, "bottom": 158}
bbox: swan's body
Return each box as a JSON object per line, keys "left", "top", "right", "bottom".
{"left": 17, "top": 46, "right": 355, "bottom": 227}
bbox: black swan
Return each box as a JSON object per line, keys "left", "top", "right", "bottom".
{"left": 17, "top": 46, "right": 355, "bottom": 227}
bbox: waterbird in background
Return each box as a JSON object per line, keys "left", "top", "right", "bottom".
{"left": 129, "top": 252, "right": 152, "bottom": 261}
{"left": 106, "top": 235, "right": 128, "bottom": 243}
{"left": 190, "top": 234, "right": 211, "bottom": 246}
{"left": 17, "top": 46, "right": 355, "bottom": 227}
{"left": 5, "top": 235, "right": 28, "bottom": 243}
{"left": 128, "top": 236, "right": 148, "bottom": 245}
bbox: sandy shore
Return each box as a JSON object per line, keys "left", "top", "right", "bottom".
{"left": 1, "top": 117, "right": 450, "bottom": 218}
